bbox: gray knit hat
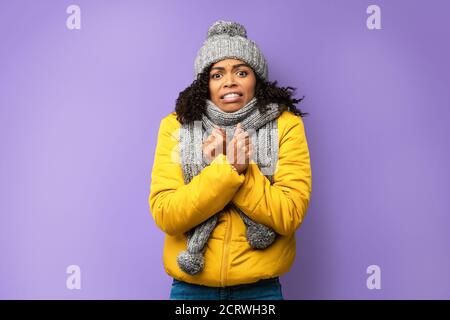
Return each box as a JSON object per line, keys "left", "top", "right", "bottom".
{"left": 194, "top": 20, "right": 268, "bottom": 80}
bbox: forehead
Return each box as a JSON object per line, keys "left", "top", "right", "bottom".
{"left": 211, "top": 58, "right": 249, "bottom": 68}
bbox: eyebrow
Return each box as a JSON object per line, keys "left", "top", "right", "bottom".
{"left": 210, "top": 63, "right": 250, "bottom": 71}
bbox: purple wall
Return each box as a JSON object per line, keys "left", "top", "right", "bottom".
{"left": 1, "top": 0, "right": 449, "bottom": 299}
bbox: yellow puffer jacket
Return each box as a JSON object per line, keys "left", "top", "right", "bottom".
{"left": 149, "top": 110, "right": 312, "bottom": 287}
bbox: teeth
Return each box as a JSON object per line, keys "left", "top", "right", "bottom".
{"left": 223, "top": 93, "right": 240, "bottom": 99}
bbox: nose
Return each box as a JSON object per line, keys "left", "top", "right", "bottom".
{"left": 223, "top": 73, "right": 237, "bottom": 88}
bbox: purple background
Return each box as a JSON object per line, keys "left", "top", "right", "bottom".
{"left": 1, "top": 0, "right": 449, "bottom": 299}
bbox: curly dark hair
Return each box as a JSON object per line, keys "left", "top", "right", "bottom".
{"left": 175, "top": 64, "right": 309, "bottom": 124}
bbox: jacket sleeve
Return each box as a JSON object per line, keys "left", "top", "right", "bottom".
{"left": 231, "top": 114, "right": 312, "bottom": 236}
{"left": 149, "top": 116, "right": 245, "bottom": 236}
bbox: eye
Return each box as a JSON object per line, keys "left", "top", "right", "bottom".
{"left": 237, "top": 70, "right": 248, "bottom": 77}
{"left": 211, "top": 73, "right": 221, "bottom": 79}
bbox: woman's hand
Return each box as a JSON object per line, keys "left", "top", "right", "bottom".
{"left": 227, "top": 123, "right": 254, "bottom": 174}
{"left": 202, "top": 127, "right": 227, "bottom": 164}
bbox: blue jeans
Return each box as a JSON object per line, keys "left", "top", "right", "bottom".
{"left": 169, "top": 277, "right": 283, "bottom": 300}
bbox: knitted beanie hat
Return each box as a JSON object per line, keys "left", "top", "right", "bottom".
{"left": 194, "top": 20, "right": 268, "bottom": 80}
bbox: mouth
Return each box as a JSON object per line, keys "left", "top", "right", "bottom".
{"left": 220, "top": 92, "right": 243, "bottom": 103}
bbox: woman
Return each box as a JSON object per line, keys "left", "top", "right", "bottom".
{"left": 149, "top": 20, "right": 312, "bottom": 300}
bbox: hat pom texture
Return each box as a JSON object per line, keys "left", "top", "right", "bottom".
{"left": 207, "top": 20, "right": 247, "bottom": 38}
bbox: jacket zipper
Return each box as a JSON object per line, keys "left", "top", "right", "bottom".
{"left": 220, "top": 211, "right": 232, "bottom": 286}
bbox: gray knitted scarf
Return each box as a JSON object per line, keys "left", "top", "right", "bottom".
{"left": 177, "top": 97, "right": 282, "bottom": 275}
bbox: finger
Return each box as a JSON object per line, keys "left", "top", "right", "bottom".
{"left": 236, "top": 137, "right": 251, "bottom": 149}
{"left": 208, "top": 130, "right": 223, "bottom": 146}
{"left": 244, "top": 147, "right": 253, "bottom": 165}
{"left": 237, "top": 148, "right": 247, "bottom": 165}
{"left": 213, "top": 128, "right": 226, "bottom": 138}
{"left": 231, "top": 140, "right": 238, "bottom": 163}
{"left": 203, "top": 141, "right": 212, "bottom": 151}
{"left": 245, "top": 136, "right": 253, "bottom": 149}
{"left": 211, "top": 129, "right": 221, "bottom": 137}
{"left": 204, "top": 144, "right": 214, "bottom": 155}
{"left": 235, "top": 131, "right": 249, "bottom": 141}
{"left": 218, "top": 127, "right": 226, "bottom": 136}
{"left": 209, "top": 134, "right": 216, "bottom": 142}
{"left": 236, "top": 143, "right": 248, "bottom": 161}
{"left": 211, "top": 133, "right": 224, "bottom": 146}
{"left": 234, "top": 123, "right": 243, "bottom": 136}
{"left": 214, "top": 139, "right": 226, "bottom": 155}
{"left": 213, "top": 134, "right": 226, "bottom": 154}
{"left": 248, "top": 145, "right": 254, "bottom": 159}
{"left": 228, "top": 137, "right": 237, "bottom": 149}
{"left": 212, "top": 127, "right": 226, "bottom": 139}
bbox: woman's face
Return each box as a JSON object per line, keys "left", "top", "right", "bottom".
{"left": 208, "top": 58, "right": 256, "bottom": 112}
